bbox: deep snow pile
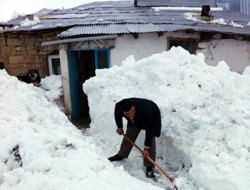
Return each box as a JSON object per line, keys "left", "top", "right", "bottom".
{"left": 40, "top": 75, "right": 64, "bottom": 110}
{"left": 40, "top": 74, "right": 63, "bottom": 101}
{"left": 0, "top": 70, "right": 162, "bottom": 190}
{"left": 83, "top": 47, "right": 250, "bottom": 190}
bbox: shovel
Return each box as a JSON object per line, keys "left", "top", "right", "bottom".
{"left": 123, "top": 134, "right": 178, "bottom": 190}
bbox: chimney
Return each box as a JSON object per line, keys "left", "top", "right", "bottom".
{"left": 26, "top": 14, "right": 34, "bottom": 20}
{"left": 134, "top": 0, "right": 138, "bottom": 7}
{"left": 201, "top": 5, "right": 210, "bottom": 16}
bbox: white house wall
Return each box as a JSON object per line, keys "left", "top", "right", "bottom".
{"left": 59, "top": 44, "right": 72, "bottom": 115}
{"left": 197, "top": 39, "right": 250, "bottom": 73}
{"left": 111, "top": 32, "right": 250, "bottom": 73}
{"left": 111, "top": 33, "right": 167, "bottom": 66}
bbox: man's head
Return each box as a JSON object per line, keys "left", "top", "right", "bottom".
{"left": 119, "top": 100, "right": 136, "bottom": 120}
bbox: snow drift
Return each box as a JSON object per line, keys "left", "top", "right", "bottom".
{"left": 83, "top": 47, "right": 250, "bottom": 190}
{"left": 0, "top": 70, "right": 162, "bottom": 190}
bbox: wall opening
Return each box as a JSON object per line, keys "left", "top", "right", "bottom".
{"left": 68, "top": 48, "right": 110, "bottom": 125}
{"left": 168, "top": 38, "right": 197, "bottom": 54}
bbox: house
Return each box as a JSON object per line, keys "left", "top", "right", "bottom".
{"left": 0, "top": 0, "right": 249, "bottom": 122}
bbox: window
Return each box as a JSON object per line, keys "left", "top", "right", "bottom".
{"left": 168, "top": 38, "right": 197, "bottom": 54}
{"left": 48, "top": 55, "right": 61, "bottom": 75}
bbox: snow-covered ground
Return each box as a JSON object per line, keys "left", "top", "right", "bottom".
{"left": 0, "top": 71, "right": 162, "bottom": 190}
{"left": 83, "top": 47, "right": 250, "bottom": 190}
{"left": 0, "top": 47, "right": 250, "bottom": 190}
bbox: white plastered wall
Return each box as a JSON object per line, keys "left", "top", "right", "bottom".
{"left": 110, "top": 31, "right": 200, "bottom": 66}
{"left": 59, "top": 44, "right": 72, "bottom": 115}
{"left": 110, "top": 33, "right": 167, "bottom": 66}
{"left": 110, "top": 32, "right": 250, "bottom": 73}
{"left": 197, "top": 39, "right": 250, "bottom": 73}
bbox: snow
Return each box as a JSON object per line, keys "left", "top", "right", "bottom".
{"left": 229, "top": 21, "right": 244, "bottom": 28}
{"left": 1, "top": 47, "right": 250, "bottom": 190}
{"left": 210, "top": 18, "right": 227, "bottom": 25}
{"left": 83, "top": 47, "right": 250, "bottom": 190}
{"left": 243, "top": 66, "right": 250, "bottom": 75}
{"left": 184, "top": 13, "right": 244, "bottom": 27}
{"left": 184, "top": 12, "right": 205, "bottom": 23}
{"left": 40, "top": 75, "right": 63, "bottom": 102}
{"left": 0, "top": 70, "right": 162, "bottom": 190}
{"left": 20, "top": 16, "right": 40, "bottom": 26}
{"left": 153, "top": 7, "right": 223, "bottom": 12}
{"left": 45, "top": 14, "right": 88, "bottom": 19}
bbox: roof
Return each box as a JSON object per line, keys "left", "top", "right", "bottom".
{"left": 136, "top": 0, "right": 215, "bottom": 7}
{"left": 60, "top": 23, "right": 250, "bottom": 37}
{"left": 1, "top": 1, "right": 250, "bottom": 37}
{"left": 0, "top": 22, "right": 13, "bottom": 27}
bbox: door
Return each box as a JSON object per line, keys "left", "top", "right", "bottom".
{"left": 68, "top": 48, "right": 110, "bottom": 121}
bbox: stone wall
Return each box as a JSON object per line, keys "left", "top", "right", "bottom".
{"left": 0, "top": 29, "right": 64, "bottom": 77}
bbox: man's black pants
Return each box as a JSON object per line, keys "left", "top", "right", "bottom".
{"left": 118, "top": 126, "right": 156, "bottom": 168}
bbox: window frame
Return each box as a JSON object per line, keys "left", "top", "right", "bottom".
{"left": 48, "top": 55, "right": 61, "bottom": 75}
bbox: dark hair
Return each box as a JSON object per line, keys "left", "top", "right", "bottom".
{"left": 119, "top": 99, "right": 132, "bottom": 112}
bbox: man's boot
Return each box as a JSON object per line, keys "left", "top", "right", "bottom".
{"left": 146, "top": 167, "right": 155, "bottom": 178}
{"left": 108, "top": 154, "right": 123, "bottom": 162}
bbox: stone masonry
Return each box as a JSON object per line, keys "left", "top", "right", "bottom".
{"left": 0, "top": 29, "right": 65, "bottom": 77}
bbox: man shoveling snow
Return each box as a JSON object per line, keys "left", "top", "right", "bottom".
{"left": 108, "top": 98, "right": 162, "bottom": 178}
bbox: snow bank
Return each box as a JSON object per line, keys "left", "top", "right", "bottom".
{"left": 40, "top": 74, "right": 63, "bottom": 102}
{"left": 83, "top": 47, "right": 250, "bottom": 190}
{"left": 0, "top": 70, "right": 162, "bottom": 190}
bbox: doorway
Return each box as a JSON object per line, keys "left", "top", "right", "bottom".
{"left": 68, "top": 48, "right": 110, "bottom": 123}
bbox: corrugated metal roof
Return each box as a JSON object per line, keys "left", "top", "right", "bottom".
{"left": 137, "top": 0, "right": 215, "bottom": 7}
{"left": 59, "top": 24, "right": 190, "bottom": 36}
{"left": 59, "top": 23, "right": 250, "bottom": 37}
{"left": 1, "top": 0, "right": 249, "bottom": 37}
{"left": 41, "top": 34, "right": 117, "bottom": 46}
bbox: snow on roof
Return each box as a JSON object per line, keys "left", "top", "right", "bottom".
{"left": 152, "top": 7, "right": 223, "bottom": 12}
{"left": 44, "top": 13, "right": 88, "bottom": 19}
{"left": 1, "top": 1, "right": 249, "bottom": 36}
{"left": 83, "top": 47, "right": 250, "bottom": 190}
{"left": 184, "top": 12, "right": 244, "bottom": 28}
{"left": 137, "top": 0, "right": 214, "bottom": 7}
{"left": 229, "top": 21, "right": 244, "bottom": 28}
{"left": 20, "top": 16, "right": 40, "bottom": 27}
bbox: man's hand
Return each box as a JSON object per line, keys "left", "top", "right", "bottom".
{"left": 142, "top": 148, "right": 150, "bottom": 157}
{"left": 116, "top": 128, "right": 124, "bottom": 135}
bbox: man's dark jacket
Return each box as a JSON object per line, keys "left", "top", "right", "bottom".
{"left": 114, "top": 98, "right": 161, "bottom": 147}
